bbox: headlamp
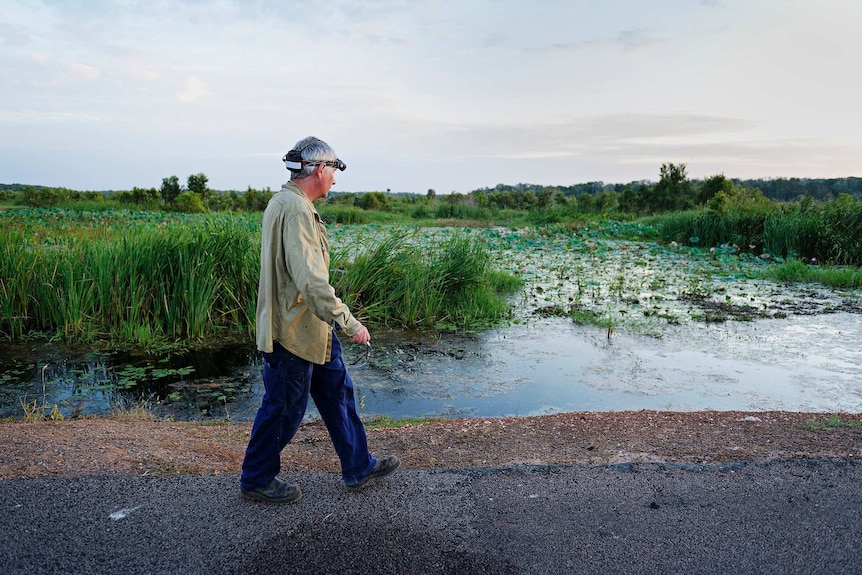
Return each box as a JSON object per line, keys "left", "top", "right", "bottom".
{"left": 282, "top": 149, "right": 346, "bottom": 172}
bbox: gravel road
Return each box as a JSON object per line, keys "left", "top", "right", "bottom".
{"left": 2, "top": 459, "right": 860, "bottom": 574}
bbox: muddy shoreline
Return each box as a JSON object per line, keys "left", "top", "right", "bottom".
{"left": 2, "top": 410, "right": 860, "bottom": 480}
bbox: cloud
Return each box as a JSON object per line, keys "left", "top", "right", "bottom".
{"left": 527, "top": 28, "right": 661, "bottom": 54}
{"left": 617, "top": 29, "right": 661, "bottom": 52}
{"left": 176, "top": 75, "right": 210, "bottom": 103}
{"left": 428, "top": 113, "right": 756, "bottom": 162}
{"left": 0, "top": 22, "right": 31, "bottom": 45}
{"left": 0, "top": 110, "right": 107, "bottom": 124}
{"left": 62, "top": 60, "right": 102, "bottom": 81}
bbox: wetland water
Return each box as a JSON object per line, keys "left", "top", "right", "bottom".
{"left": 2, "top": 227, "right": 861, "bottom": 420}
{"left": 1, "top": 311, "right": 860, "bottom": 421}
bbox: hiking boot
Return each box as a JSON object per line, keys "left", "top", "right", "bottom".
{"left": 241, "top": 478, "right": 302, "bottom": 504}
{"left": 346, "top": 455, "right": 400, "bottom": 491}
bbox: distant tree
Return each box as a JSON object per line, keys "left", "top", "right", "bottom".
{"left": 131, "top": 186, "right": 161, "bottom": 205}
{"left": 356, "top": 191, "right": 390, "bottom": 211}
{"left": 642, "top": 163, "right": 693, "bottom": 213}
{"left": 187, "top": 173, "right": 210, "bottom": 204}
{"left": 618, "top": 184, "right": 639, "bottom": 213}
{"left": 244, "top": 187, "right": 263, "bottom": 211}
{"left": 707, "top": 182, "right": 773, "bottom": 213}
{"left": 595, "top": 190, "right": 619, "bottom": 212}
{"left": 160, "top": 176, "right": 182, "bottom": 207}
{"left": 536, "top": 187, "right": 558, "bottom": 208}
{"left": 426, "top": 189, "right": 436, "bottom": 201}
{"left": 225, "top": 190, "right": 240, "bottom": 211}
{"left": 175, "top": 191, "right": 207, "bottom": 213}
{"left": 327, "top": 192, "right": 355, "bottom": 206}
{"left": 576, "top": 193, "right": 595, "bottom": 213}
{"left": 207, "top": 191, "right": 233, "bottom": 211}
{"left": 472, "top": 190, "right": 489, "bottom": 208}
{"left": 697, "top": 174, "right": 733, "bottom": 206}
{"left": 113, "top": 190, "right": 134, "bottom": 204}
{"left": 23, "top": 185, "right": 66, "bottom": 208}
{"left": 446, "top": 192, "right": 466, "bottom": 205}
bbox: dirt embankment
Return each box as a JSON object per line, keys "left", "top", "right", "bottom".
{"left": 2, "top": 410, "right": 861, "bottom": 480}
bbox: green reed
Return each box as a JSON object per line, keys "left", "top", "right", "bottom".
{"left": 652, "top": 210, "right": 769, "bottom": 252}
{"left": 1, "top": 210, "right": 522, "bottom": 349}
{"left": 331, "top": 229, "right": 522, "bottom": 331}
{"left": 760, "top": 259, "right": 862, "bottom": 289}
{"left": 0, "top": 217, "right": 259, "bottom": 349}
{"left": 653, "top": 198, "right": 862, "bottom": 266}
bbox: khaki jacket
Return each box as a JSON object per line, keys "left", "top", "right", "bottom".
{"left": 255, "top": 182, "right": 361, "bottom": 364}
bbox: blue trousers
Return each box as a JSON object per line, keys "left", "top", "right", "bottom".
{"left": 240, "top": 332, "right": 375, "bottom": 490}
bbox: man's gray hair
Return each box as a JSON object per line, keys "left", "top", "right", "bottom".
{"left": 289, "top": 137, "right": 338, "bottom": 180}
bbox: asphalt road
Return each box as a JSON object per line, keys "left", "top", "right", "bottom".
{"left": 2, "top": 460, "right": 860, "bottom": 574}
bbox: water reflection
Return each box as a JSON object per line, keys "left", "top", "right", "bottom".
{"left": 2, "top": 312, "right": 860, "bottom": 421}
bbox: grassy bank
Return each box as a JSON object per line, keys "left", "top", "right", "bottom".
{"left": 0, "top": 209, "right": 522, "bottom": 351}
{"left": 650, "top": 195, "right": 862, "bottom": 266}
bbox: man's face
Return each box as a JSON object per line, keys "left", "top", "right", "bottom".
{"left": 321, "top": 164, "right": 337, "bottom": 196}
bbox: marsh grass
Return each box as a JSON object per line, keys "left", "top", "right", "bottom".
{"left": 760, "top": 259, "right": 862, "bottom": 289}
{"left": 1, "top": 215, "right": 259, "bottom": 349}
{"left": 652, "top": 210, "right": 769, "bottom": 253}
{"left": 652, "top": 197, "right": 862, "bottom": 266}
{"left": 332, "top": 229, "right": 522, "bottom": 331}
{"left": 1, "top": 210, "right": 523, "bottom": 349}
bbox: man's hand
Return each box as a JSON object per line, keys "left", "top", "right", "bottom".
{"left": 349, "top": 325, "right": 371, "bottom": 345}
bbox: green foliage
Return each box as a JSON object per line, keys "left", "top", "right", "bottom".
{"left": 0, "top": 210, "right": 258, "bottom": 348}
{"left": 806, "top": 414, "right": 861, "bottom": 431}
{"left": 175, "top": 191, "right": 207, "bottom": 213}
{"left": 764, "top": 194, "right": 862, "bottom": 264}
{"left": 653, "top": 209, "right": 772, "bottom": 253}
{"left": 130, "top": 186, "right": 161, "bottom": 207}
{"left": 355, "top": 191, "right": 391, "bottom": 211}
{"left": 23, "top": 185, "right": 71, "bottom": 208}
{"left": 160, "top": 175, "right": 182, "bottom": 207}
{"left": 640, "top": 163, "right": 693, "bottom": 213}
{"left": 331, "top": 229, "right": 522, "bottom": 331}
{"left": 760, "top": 259, "right": 862, "bottom": 289}
{"left": 242, "top": 186, "right": 273, "bottom": 211}
{"left": 433, "top": 203, "right": 492, "bottom": 220}
{"left": 0, "top": 209, "right": 523, "bottom": 348}
{"left": 187, "top": 173, "right": 210, "bottom": 202}
{"left": 649, "top": 192, "right": 862, "bottom": 265}
{"left": 706, "top": 181, "right": 774, "bottom": 214}
{"left": 318, "top": 205, "right": 374, "bottom": 225}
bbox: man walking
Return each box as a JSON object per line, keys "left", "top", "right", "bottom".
{"left": 240, "top": 137, "right": 399, "bottom": 504}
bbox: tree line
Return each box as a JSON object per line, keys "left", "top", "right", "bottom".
{"left": 2, "top": 165, "right": 860, "bottom": 216}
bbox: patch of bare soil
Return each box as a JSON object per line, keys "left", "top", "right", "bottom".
{"left": 1, "top": 411, "right": 860, "bottom": 480}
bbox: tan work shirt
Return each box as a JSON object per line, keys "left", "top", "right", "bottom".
{"left": 255, "top": 182, "right": 361, "bottom": 364}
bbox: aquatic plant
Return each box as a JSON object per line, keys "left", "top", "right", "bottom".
{"left": 0, "top": 209, "right": 524, "bottom": 349}
{"left": 331, "top": 228, "right": 522, "bottom": 331}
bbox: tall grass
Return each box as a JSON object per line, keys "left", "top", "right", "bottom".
{"left": 0, "top": 218, "right": 259, "bottom": 349}
{"left": 332, "top": 229, "right": 522, "bottom": 331}
{"left": 1, "top": 212, "right": 523, "bottom": 348}
{"left": 652, "top": 210, "right": 769, "bottom": 252}
{"left": 318, "top": 205, "right": 402, "bottom": 225}
{"left": 652, "top": 195, "right": 862, "bottom": 266}
{"left": 760, "top": 259, "right": 862, "bottom": 289}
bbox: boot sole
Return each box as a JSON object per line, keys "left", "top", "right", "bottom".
{"left": 241, "top": 489, "right": 303, "bottom": 505}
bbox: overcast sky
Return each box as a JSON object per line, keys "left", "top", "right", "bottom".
{"left": 2, "top": 0, "right": 860, "bottom": 194}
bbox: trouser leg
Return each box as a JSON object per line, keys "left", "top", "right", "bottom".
{"left": 240, "top": 342, "right": 311, "bottom": 491}
{"left": 310, "top": 331, "right": 375, "bottom": 484}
